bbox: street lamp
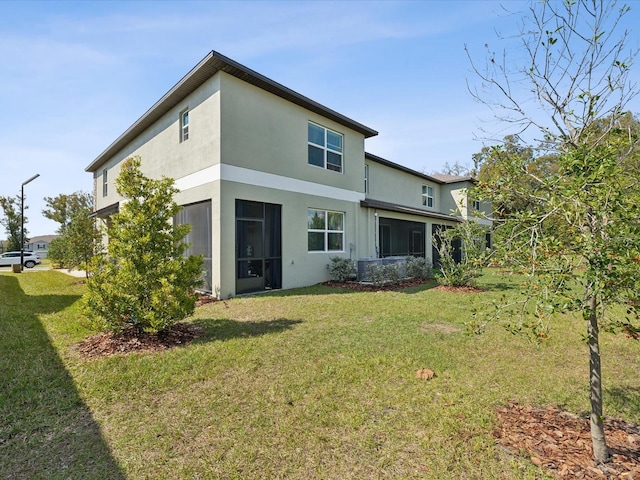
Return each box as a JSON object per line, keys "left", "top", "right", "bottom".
{"left": 20, "top": 174, "right": 40, "bottom": 271}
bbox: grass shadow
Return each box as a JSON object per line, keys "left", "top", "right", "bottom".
{"left": 605, "top": 386, "right": 640, "bottom": 420}
{"left": 0, "top": 275, "right": 125, "bottom": 479}
{"left": 192, "top": 317, "right": 303, "bottom": 343}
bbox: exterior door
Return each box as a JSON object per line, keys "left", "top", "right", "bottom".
{"left": 236, "top": 200, "right": 282, "bottom": 295}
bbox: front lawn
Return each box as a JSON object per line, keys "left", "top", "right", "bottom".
{"left": 1, "top": 270, "right": 638, "bottom": 479}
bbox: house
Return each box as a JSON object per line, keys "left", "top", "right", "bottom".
{"left": 86, "top": 51, "right": 490, "bottom": 298}
{"left": 25, "top": 235, "right": 59, "bottom": 259}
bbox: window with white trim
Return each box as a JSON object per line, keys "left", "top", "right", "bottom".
{"left": 364, "top": 164, "right": 369, "bottom": 193}
{"left": 180, "top": 109, "right": 189, "bottom": 142}
{"left": 308, "top": 122, "right": 343, "bottom": 173}
{"left": 102, "top": 169, "right": 108, "bottom": 197}
{"left": 307, "top": 209, "right": 344, "bottom": 252}
{"left": 422, "top": 185, "right": 434, "bottom": 208}
{"left": 472, "top": 199, "right": 481, "bottom": 211}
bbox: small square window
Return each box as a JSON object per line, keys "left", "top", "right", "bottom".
{"left": 308, "top": 122, "right": 343, "bottom": 173}
{"left": 422, "top": 185, "right": 433, "bottom": 208}
{"left": 307, "top": 209, "right": 344, "bottom": 252}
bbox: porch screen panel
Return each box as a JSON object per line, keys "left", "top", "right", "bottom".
{"left": 175, "top": 200, "right": 212, "bottom": 293}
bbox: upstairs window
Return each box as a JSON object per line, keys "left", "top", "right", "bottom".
{"left": 102, "top": 168, "right": 108, "bottom": 197}
{"left": 472, "top": 199, "right": 481, "bottom": 211}
{"left": 364, "top": 164, "right": 369, "bottom": 193}
{"left": 180, "top": 109, "right": 189, "bottom": 142}
{"left": 307, "top": 209, "right": 344, "bottom": 252}
{"left": 422, "top": 185, "right": 434, "bottom": 208}
{"left": 308, "top": 122, "right": 343, "bottom": 173}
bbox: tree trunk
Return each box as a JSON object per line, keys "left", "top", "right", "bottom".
{"left": 587, "top": 292, "right": 609, "bottom": 463}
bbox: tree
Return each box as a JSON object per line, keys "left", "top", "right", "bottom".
{"left": 467, "top": 0, "right": 639, "bottom": 462}
{"left": 82, "top": 156, "right": 203, "bottom": 334}
{"left": 434, "top": 220, "right": 489, "bottom": 288}
{"left": 43, "top": 191, "right": 93, "bottom": 234}
{"left": 0, "top": 195, "right": 27, "bottom": 251}
{"left": 43, "top": 192, "right": 100, "bottom": 274}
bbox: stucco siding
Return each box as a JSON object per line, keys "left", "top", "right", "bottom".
{"left": 219, "top": 73, "right": 365, "bottom": 193}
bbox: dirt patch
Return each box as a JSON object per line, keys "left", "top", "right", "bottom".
{"left": 322, "top": 278, "right": 431, "bottom": 292}
{"left": 75, "top": 323, "right": 202, "bottom": 359}
{"left": 494, "top": 402, "right": 640, "bottom": 479}
{"left": 421, "top": 322, "right": 460, "bottom": 334}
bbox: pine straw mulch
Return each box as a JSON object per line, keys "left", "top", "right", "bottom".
{"left": 494, "top": 402, "right": 640, "bottom": 479}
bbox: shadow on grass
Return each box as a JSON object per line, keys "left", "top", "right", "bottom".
{"left": 192, "top": 317, "right": 303, "bottom": 343}
{"left": 605, "top": 386, "right": 640, "bottom": 420}
{"left": 0, "top": 275, "right": 124, "bottom": 479}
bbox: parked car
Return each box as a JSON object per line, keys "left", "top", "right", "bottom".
{"left": 0, "top": 251, "right": 42, "bottom": 268}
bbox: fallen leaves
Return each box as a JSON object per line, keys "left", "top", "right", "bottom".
{"left": 494, "top": 402, "right": 640, "bottom": 479}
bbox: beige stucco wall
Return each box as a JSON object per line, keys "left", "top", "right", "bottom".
{"left": 219, "top": 73, "right": 366, "bottom": 192}
{"left": 366, "top": 160, "right": 441, "bottom": 212}
{"left": 93, "top": 74, "right": 222, "bottom": 212}
{"left": 217, "top": 179, "right": 361, "bottom": 298}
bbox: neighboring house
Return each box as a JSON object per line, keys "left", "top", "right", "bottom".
{"left": 86, "top": 51, "right": 490, "bottom": 298}
{"left": 25, "top": 235, "right": 59, "bottom": 259}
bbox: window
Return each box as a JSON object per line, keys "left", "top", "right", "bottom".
{"left": 307, "top": 209, "right": 344, "bottom": 252}
{"left": 102, "top": 169, "right": 108, "bottom": 197}
{"left": 308, "top": 122, "right": 343, "bottom": 173}
{"left": 180, "top": 109, "right": 189, "bottom": 142}
{"left": 422, "top": 185, "right": 434, "bottom": 208}
{"left": 364, "top": 164, "right": 369, "bottom": 193}
{"left": 472, "top": 199, "right": 481, "bottom": 211}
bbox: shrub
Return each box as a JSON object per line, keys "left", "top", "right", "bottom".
{"left": 405, "top": 256, "right": 432, "bottom": 279}
{"left": 82, "top": 157, "right": 203, "bottom": 334}
{"left": 329, "top": 257, "right": 356, "bottom": 282}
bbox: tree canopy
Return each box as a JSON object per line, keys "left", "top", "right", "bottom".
{"left": 468, "top": 0, "right": 639, "bottom": 462}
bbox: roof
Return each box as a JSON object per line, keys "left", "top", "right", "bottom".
{"left": 365, "top": 153, "right": 474, "bottom": 185}
{"left": 360, "top": 199, "right": 462, "bottom": 222}
{"left": 86, "top": 51, "right": 378, "bottom": 173}
{"left": 27, "top": 235, "right": 59, "bottom": 244}
{"left": 430, "top": 173, "right": 475, "bottom": 183}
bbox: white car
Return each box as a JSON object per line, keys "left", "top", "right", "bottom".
{"left": 0, "top": 251, "right": 42, "bottom": 268}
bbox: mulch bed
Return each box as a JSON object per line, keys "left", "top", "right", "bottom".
{"left": 322, "top": 279, "right": 485, "bottom": 293}
{"left": 494, "top": 402, "right": 640, "bottom": 479}
{"left": 75, "top": 323, "right": 202, "bottom": 359}
{"left": 322, "top": 278, "right": 432, "bottom": 292}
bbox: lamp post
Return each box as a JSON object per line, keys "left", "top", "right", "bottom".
{"left": 20, "top": 174, "right": 40, "bottom": 271}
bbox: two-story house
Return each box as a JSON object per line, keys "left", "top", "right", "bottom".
{"left": 86, "top": 51, "right": 490, "bottom": 298}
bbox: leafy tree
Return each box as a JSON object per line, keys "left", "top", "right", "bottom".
{"left": 434, "top": 220, "right": 489, "bottom": 288}
{"left": 43, "top": 192, "right": 98, "bottom": 273}
{"left": 0, "top": 195, "right": 27, "bottom": 251}
{"left": 467, "top": 0, "right": 639, "bottom": 461}
{"left": 47, "top": 237, "right": 68, "bottom": 269}
{"left": 83, "top": 156, "right": 203, "bottom": 334}
{"left": 43, "top": 191, "right": 93, "bottom": 234}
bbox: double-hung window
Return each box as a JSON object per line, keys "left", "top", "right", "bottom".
{"left": 307, "top": 209, "right": 344, "bottom": 252}
{"left": 180, "top": 109, "right": 189, "bottom": 142}
{"left": 422, "top": 185, "right": 434, "bottom": 208}
{"left": 308, "top": 122, "right": 343, "bottom": 173}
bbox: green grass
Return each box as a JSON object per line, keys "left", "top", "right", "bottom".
{"left": 1, "top": 270, "right": 639, "bottom": 479}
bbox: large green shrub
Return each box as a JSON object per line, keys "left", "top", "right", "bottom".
{"left": 82, "top": 157, "right": 203, "bottom": 334}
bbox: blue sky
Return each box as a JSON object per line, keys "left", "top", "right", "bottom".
{"left": 1, "top": 0, "right": 639, "bottom": 236}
